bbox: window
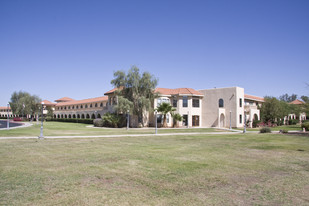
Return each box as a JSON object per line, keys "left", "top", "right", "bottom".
{"left": 85, "top": 104, "right": 88, "bottom": 108}
{"left": 240, "top": 114, "right": 242, "bottom": 124}
{"left": 64, "top": 106, "right": 67, "bottom": 110}
{"left": 192, "top": 115, "right": 199, "bottom": 126}
{"left": 81, "top": 105, "right": 83, "bottom": 109}
{"left": 173, "top": 98, "right": 177, "bottom": 107}
{"left": 95, "top": 103, "right": 98, "bottom": 107}
{"left": 90, "top": 104, "right": 92, "bottom": 108}
{"left": 157, "top": 98, "right": 169, "bottom": 106}
{"left": 183, "top": 96, "right": 188, "bottom": 107}
{"left": 100, "top": 103, "right": 103, "bottom": 107}
{"left": 192, "top": 98, "right": 199, "bottom": 108}
{"left": 239, "top": 98, "right": 242, "bottom": 107}
{"left": 72, "top": 105, "right": 75, "bottom": 109}
{"left": 68, "top": 106, "right": 71, "bottom": 109}
{"left": 76, "top": 105, "right": 79, "bottom": 109}
{"left": 219, "top": 99, "right": 224, "bottom": 108}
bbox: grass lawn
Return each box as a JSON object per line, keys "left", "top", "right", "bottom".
{"left": 237, "top": 124, "right": 303, "bottom": 132}
{"left": 0, "top": 121, "right": 222, "bottom": 137}
{"left": 0, "top": 133, "right": 308, "bottom": 205}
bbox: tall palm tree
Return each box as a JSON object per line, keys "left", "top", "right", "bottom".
{"left": 156, "top": 102, "right": 175, "bottom": 128}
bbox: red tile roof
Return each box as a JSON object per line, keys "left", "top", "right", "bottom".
{"left": 244, "top": 94, "right": 264, "bottom": 102}
{"left": 55, "top": 97, "right": 75, "bottom": 102}
{"left": 289, "top": 99, "right": 304, "bottom": 105}
{"left": 41, "top": 100, "right": 56, "bottom": 106}
{"left": 56, "top": 96, "right": 108, "bottom": 106}
{"left": 104, "top": 87, "right": 124, "bottom": 95}
{"left": 0, "top": 106, "right": 11, "bottom": 110}
{"left": 155, "top": 88, "right": 203, "bottom": 96}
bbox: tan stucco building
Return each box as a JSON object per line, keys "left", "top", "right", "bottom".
{"left": 8, "top": 86, "right": 265, "bottom": 128}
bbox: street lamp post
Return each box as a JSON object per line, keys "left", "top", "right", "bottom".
{"left": 7, "top": 103, "right": 10, "bottom": 130}
{"left": 243, "top": 114, "right": 246, "bottom": 133}
{"left": 155, "top": 109, "right": 157, "bottom": 135}
{"left": 39, "top": 102, "right": 45, "bottom": 139}
{"left": 127, "top": 110, "right": 130, "bottom": 130}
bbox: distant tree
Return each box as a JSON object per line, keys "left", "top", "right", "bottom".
{"left": 9, "top": 91, "right": 41, "bottom": 118}
{"left": 279, "top": 93, "right": 297, "bottom": 102}
{"left": 111, "top": 66, "right": 158, "bottom": 126}
{"left": 260, "top": 96, "right": 289, "bottom": 124}
{"left": 156, "top": 102, "right": 175, "bottom": 128}
{"left": 301, "top": 95, "right": 309, "bottom": 103}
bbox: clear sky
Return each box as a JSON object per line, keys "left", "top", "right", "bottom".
{"left": 1, "top": 0, "right": 308, "bottom": 106}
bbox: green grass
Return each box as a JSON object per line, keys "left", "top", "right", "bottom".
{"left": 237, "top": 124, "right": 302, "bottom": 132}
{"left": 1, "top": 133, "right": 309, "bottom": 205}
{"left": 0, "top": 121, "right": 221, "bottom": 137}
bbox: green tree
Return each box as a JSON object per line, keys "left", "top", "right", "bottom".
{"left": 279, "top": 93, "right": 297, "bottom": 102}
{"left": 9, "top": 91, "right": 41, "bottom": 118}
{"left": 111, "top": 66, "right": 158, "bottom": 127}
{"left": 172, "top": 113, "right": 183, "bottom": 128}
{"left": 156, "top": 102, "right": 175, "bottom": 128}
{"left": 260, "top": 96, "right": 289, "bottom": 124}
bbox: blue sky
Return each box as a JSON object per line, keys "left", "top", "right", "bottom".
{"left": 1, "top": 0, "right": 308, "bottom": 106}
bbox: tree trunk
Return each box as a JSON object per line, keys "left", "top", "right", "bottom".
{"left": 163, "top": 114, "right": 167, "bottom": 128}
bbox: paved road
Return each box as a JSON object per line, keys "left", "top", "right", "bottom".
{"left": 0, "top": 120, "right": 23, "bottom": 129}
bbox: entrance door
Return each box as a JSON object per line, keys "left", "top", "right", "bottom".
{"left": 192, "top": 115, "right": 199, "bottom": 127}
{"left": 183, "top": 115, "right": 188, "bottom": 126}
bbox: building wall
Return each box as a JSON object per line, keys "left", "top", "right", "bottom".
{"left": 53, "top": 101, "right": 108, "bottom": 119}
{"left": 151, "top": 95, "right": 203, "bottom": 127}
{"left": 198, "top": 87, "right": 244, "bottom": 128}
{"left": 0, "top": 108, "right": 14, "bottom": 118}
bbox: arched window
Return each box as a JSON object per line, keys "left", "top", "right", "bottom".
{"left": 85, "top": 104, "right": 88, "bottom": 108}
{"left": 97, "top": 114, "right": 101, "bottom": 118}
{"left": 81, "top": 114, "right": 85, "bottom": 119}
{"left": 73, "top": 114, "right": 76, "bottom": 118}
{"left": 90, "top": 104, "right": 92, "bottom": 108}
{"left": 95, "top": 103, "right": 98, "bottom": 107}
{"left": 86, "top": 114, "right": 90, "bottom": 119}
{"left": 91, "top": 114, "right": 95, "bottom": 119}
{"left": 81, "top": 105, "right": 83, "bottom": 109}
{"left": 219, "top": 99, "right": 224, "bottom": 108}
{"left": 77, "top": 114, "right": 80, "bottom": 118}
{"left": 65, "top": 114, "right": 67, "bottom": 118}
{"left": 57, "top": 114, "right": 60, "bottom": 118}
{"left": 100, "top": 103, "right": 103, "bottom": 107}
{"left": 68, "top": 114, "right": 71, "bottom": 118}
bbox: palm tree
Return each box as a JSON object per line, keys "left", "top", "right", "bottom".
{"left": 172, "top": 113, "right": 183, "bottom": 128}
{"left": 156, "top": 102, "right": 175, "bottom": 128}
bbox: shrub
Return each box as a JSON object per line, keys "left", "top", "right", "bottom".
{"left": 301, "top": 122, "right": 309, "bottom": 131}
{"left": 46, "top": 118, "right": 93, "bottom": 124}
{"left": 102, "top": 113, "right": 126, "bottom": 128}
{"left": 260, "top": 127, "right": 271, "bottom": 133}
{"left": 281, "top": 129, "right": 288, "bottom": 133}
{"left": 93, "top": 118, "right": 104, "bottom": 127}
{"left": 252, "top": 120, "right": 261, "bottom": 128}
{"left": 288, "top": 119, "right": 298, "bottom": 125}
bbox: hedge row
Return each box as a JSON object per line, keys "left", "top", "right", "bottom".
{"left": 45, "top": 118, "right": 93, "bottom": 124}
